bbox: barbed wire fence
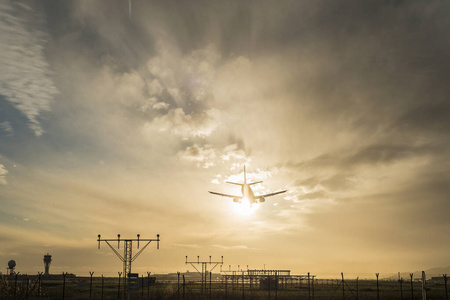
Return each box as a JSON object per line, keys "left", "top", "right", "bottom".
{"left": 1, "top": 271, "right": 449, "bottom": 299}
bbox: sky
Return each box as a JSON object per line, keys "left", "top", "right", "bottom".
{"left": 1, "top": 0, "right": 450, "bottom": 278}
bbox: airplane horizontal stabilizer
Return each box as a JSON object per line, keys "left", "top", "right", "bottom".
{"left": 225, "top": 181, "right": 244, "bottom": 186}
{"left": 248, "top": 181, "right": 263, "bottom": 185}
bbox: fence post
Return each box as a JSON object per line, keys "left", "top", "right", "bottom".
{"left": 183, "top": 275, "right": 185, "bottom": 300}
{"left": 376, "top": 273, "right": 379, "bottom": 300}
{"left": 62, "top": 272, "right": 66, "bottom": 300}
{"left": 101, "top": 274, "right": 104, "bottom": 300}
{"left": 356, "top": 277, "right": 359, "bottom": 300}
{"left": 210, "top": 271, "right": 212, "bottom": 300}
{"left": 312, "top": 275, "right": 315, "bottom": 300}
{"left": 89, "top": 271, "right": 94, "bottom": 299}
{"left": 14, "top": 272, "right": 19, "bottom": 298}
{"left": 225, "top": 275, "right": 228, "bottom": 300}
{"left": 341, "top": 273, "right": 345, "bottom": 300}
{"left": 26, "top": 276, "right": 29, "bottom": 300}
{"left": 399, "top": 277, "right": 403, "bottom": 300}
{"left": 444, "top": 274, "right": 448, "bottom": 300}
{"left": 308, "top": 272, "right": 311, "bottom": 300}
{"left": 268, "top": 274, "right": 271, "bottom": 300}
{"left": 38, "top": 272, "right": 42, "bottom": 298}
{"left": 147, "top": 272, "right": 151, "bottom": 300}
{"left": 177, "top": 272, "right": 180, "bottom": 300}
{"left": 274, "top": 271, "right": 277, "bottom": 300}
{"left": 421, "top": 271, "right": 426, "bottom": 300}
{"left": 231, "top": 272, "right": 233, "bottom": 293}
{"left": 142, "top": 274, "right": 144, "bottom": 300}
{"left": 118, "top": 272, "right": 122, "bottom": 300}
{"left": 410, "top": 273, "right": 414, "bottom": 300}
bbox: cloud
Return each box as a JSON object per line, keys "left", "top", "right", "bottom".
{"left": 210, "top": 244, "right": 250, "bottom": 250}
{"left": 152, "top": 102, "right": 170, "bottom": 110}
{"left": 146, "top": 107, "right": 220, "bottom": 139}
{"left": 221, "top": 144, "right": 248, "bottom": 161}
{"left": 89, "top": 65, "right": 149, "bottom": 109}
{"left": 178, "top": 143, "right": 254, "bottom": 172}
{"left": 147, "top": 79, "right": 164, "bottom": 97}
{"left": 178, "top": 144, "right": 216, "bottom": 168}
{"left": 2, "top": 0, "right": 450, "bottom": 275}
{"left": 146, "top": 44, "right": 221, "bottom": 105}
{"left": 0, "top": 164, "right": 8, "bottom": 185}
{"left": 172, "top": 243, "right": 201, "bottom": 249}
{"left": 0, "top": 121, "right": 13, "bottom": 136}
{"left": 0, "top": 1, "right": 58, "bottom": 136}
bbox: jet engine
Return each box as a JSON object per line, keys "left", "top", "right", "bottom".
{"left": 259, "top": 197, "right": 265, "bottom": 203}
{"left": 233, "top": 198, "right": 240, "bottom": 203}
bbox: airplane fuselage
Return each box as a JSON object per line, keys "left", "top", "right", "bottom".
{"left": 242, "top": 184, "right": 256, "bottom": 203}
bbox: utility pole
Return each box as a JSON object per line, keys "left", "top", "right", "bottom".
{"left": 98, "top": 234, "right": 160, "bottom": 298}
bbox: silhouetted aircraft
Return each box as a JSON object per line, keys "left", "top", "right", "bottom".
{"left": 209, "top": 166, "right": 286, "bottom": 205}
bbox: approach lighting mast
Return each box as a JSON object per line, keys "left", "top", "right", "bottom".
{"left": 97, "top": 234, "right": 160, "bottom": 292}
{"left": 186, "top": 255, "right": 223, "bottom": 295}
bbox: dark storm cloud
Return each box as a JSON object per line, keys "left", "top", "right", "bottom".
{"left": 252, "top": 1, "right": 450, "bottom": 141}
{"left": 42, "top": 0, "right": 156, "bottom": 70}
{"left": 270, "top": 2, "right": 450, "bottom": 231}
{"left": 395, "top": 102, "right": 450, "bottom": 136}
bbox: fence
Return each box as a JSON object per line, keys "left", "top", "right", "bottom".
{"left": 0, "top": 272, "right": 448, "bottom": 299}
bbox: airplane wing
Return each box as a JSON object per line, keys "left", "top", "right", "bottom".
{"left": 258, "top": 190, "right": 287, "bottom": 198}
{"left": 209, "top": 191, "right": 243, "bottom": 198}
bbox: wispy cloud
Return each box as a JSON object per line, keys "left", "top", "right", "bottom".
{"left": 0, "top": 121, "right": 13, "bottom": 136}
{"left": 0, "top": 1, "right": 58, "bottom": 136}
{"left": 0, "top": 164, "right": 8, "bottom": 185}
{"left": 210, "top": 244, "right": 251, "bottom": 250}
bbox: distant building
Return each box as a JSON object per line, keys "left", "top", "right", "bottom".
{"left": 430, "top": 276, "right": 445, "bottom": 282}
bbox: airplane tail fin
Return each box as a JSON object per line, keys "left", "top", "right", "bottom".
{"left": 244, "top": 166, "right": 262, "bottom": 185}
{"left": 244, "top": 165, "right": 246, "bottom": 184}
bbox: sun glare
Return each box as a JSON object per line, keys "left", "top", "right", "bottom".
{"left": 232, "top": 198, "right": 260, "bottom": 216}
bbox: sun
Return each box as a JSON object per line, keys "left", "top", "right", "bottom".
{"left": 232, "top": 198, "right": 261, "bottom": 216}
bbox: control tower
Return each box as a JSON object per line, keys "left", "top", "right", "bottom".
{"left": 43, "top": 253, "right": 52, "bottom": 276}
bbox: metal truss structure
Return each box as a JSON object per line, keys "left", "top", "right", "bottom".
{"left": 97, "top": 234, "right": 160, "bottom": 297}
{"left": 185, "top": 256, "right": 223, "bottom": 295}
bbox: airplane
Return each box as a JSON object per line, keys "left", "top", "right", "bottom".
{"left": 209, "top": 166, "right": 286, "bottom": 205}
